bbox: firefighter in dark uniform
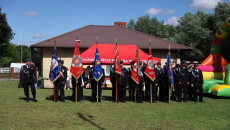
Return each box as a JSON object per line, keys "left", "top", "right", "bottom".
{"left": 117, "top": 60, "right": 128, "bottom": 102}
{"left": 136, "top": 62, "right": 145, "bottom": 103}
{"left": 191, "top": 64, "right": 204, "bottom": 102}
{"left": 178, "top": 60, "right": 189, "bottom": 102}
{"left": 110, "top": 65, "right": 116, "bottom": 101}
{"left": 72, "top": 70, "right": 85, "bottom": 102}
{"left": 89, "top": 61, "right": 105, "bottom": 103}
{"left": 128, "top": 61, "right": 135, "bottom": 101}
{"left": 187, "top": 66, "right": 193, "bottom": 100}
{"left": 173, "top": 64, "right": 180, "bottom": 101}
{"left": 54, "top": 60, "right": 67, "bottom": 102}
{"left": 155, "top": 62, "right": 166, "bottom": 101}
{"left": 20, "top": 58, "right": 37, "bottom": 102}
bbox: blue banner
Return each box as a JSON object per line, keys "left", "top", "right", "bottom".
{"left": 49, "top": 47, "right": 61, "bottom": 83}
{"left": 167, "top": 53, "right": 174, "bottom": 87}
{"left": 93, "top": 47, "right": 103, "bottom": 82}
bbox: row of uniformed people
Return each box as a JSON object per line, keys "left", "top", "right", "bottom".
{"left": 20, "top": 58, "right": 203, "bottom": 103}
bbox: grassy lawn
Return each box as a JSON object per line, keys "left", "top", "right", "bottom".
{"left": 0, "top": 81, "right": 230, "bottom": 129}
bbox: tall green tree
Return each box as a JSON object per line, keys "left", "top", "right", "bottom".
{"left": 127, "top": 19, "right": 135, "bottom": 30}
{"left": 0, "top": 8, "right": 14, "bottom": 56}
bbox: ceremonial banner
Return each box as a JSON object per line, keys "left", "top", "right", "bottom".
{"left": 144, "top": 47, "right": 155, "bottom": 81}
{"left": 131, "top": 49, "right": 139, "bottom": 84}
{"left": 70, "top": 40, "right": 83, "bottom": 80}
{"left": 167, "top": 53, "right": 174, "bottom": 87}
{"left": 49, "top": 47, "right": 61, "bottom": 83}
{"left": 93, "top": 47, "right": 103, "bottom": 82}
{"left": 114, "top": 45, "right": 121, "bottom": 75}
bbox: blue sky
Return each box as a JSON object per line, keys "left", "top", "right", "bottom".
{"left": 0, "top": 0, "right": 227, "bottom": 46}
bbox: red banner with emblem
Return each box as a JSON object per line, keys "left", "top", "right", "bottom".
{"left": 114, "top": 46, "right": 121, "bottom": 75}
{"left": 70, "top": 40, "right": 83, "bottom": 80}
{"left": 131, "top": 49, "right": 139, "bottom": 84}
{"left": 144, "top": 47, "right": 155, "bottom": 81}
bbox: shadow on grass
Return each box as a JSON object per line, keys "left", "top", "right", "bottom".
{"left": 46, "top": 95, "right": 54, "bottom": 101}
{"left": 19, "top": 97, "right": 27, "bottom": 101}
{"left": 101, "top": 96, "right": 113, "bottom": 101}
{"left": 203, "top": 94, "right": 230, "bottom": 99}
{"left": 77, "top": 112, "right": 106, "bottom": 130}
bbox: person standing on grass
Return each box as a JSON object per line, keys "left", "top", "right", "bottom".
{"left": 20, "top": 58, "right": 37, "bottom": 102}
{"left": 191, "top": 64, "right": 204, "bottom": 102}
{"left": 84, "top": 66, "right": 90, "bottom": 89}
{"left": 117, "top": 60, "right": 128, "bottom": 103}
{"left": 187, "top": 66, "right": 193, "bottom": 100}
{"left": 89, "top": 61, "right": 105, "bottom": 103}
{"left": 178, "top": 60, "right": 189, "bottom": 102}
{"left": 110, "top": 65, "right": 116, "bottom": 101}
{"left": 128, "top": 61, "right": 135, "bottom": 101}
{"left": 54, "top": 60, "right": 67, "bottom": 102}
{"left": 34, "top": 67, "right": 39, "bottom": 89}
{"left": 66, "top": 68, "right": 70, "bottom": 90}
{"left": 155, "top": 62, "right": 166, "bottom": 101}
{"left": 72, "top": 70, "right": 85, "bottom": 102}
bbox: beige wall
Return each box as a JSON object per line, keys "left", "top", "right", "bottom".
{"left": 42, "top": 48, "right": 180, "bottom": 88}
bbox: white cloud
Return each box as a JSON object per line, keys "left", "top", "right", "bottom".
{"left": 24, "top": 11, "right": 39, "bottom": 16}
{"left": 32, "top": 33, "right": 46, "bottom": 38}
{"left": 146, "top": 8, "right": 175, "bottom": 15}
{"left": 166, "top": 16, "right": 180, "bottom": 26}
{"left": 189, "top": 0, "right": 222, "bottom": 9}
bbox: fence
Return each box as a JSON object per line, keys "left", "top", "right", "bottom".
{"left": 0, "top": 67, "right": 20, "bottom": 78}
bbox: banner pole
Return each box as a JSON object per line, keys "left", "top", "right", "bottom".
{"left": 116, "top": 75, "right": 117, "bottom": 103}
{"left": 150, "top": 81, "right": 152, "bottom": 103}
{"left": 54, "top": 84, "right": 55, "bottom": 102}
{"left": 97, "top": 82, "right": 99, "bottom": 103}
{"left": 76, "top": 84, "right": 77, "bottom": 103}
{"left": 169, "top": 78, "right": 170, "bottom": 104}
{"left": 135, "top": 87, "right": 137, "bottom": 103}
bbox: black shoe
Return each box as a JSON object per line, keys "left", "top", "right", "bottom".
{"left": 26, "top": 98, "right": 29, "bottom": 102}
{"left": 61, "top": 99, "right": 65, "bottom": 102}
{"left": 33, "top": 99, "right": 38, "bottom": 102}
{"left": 153, "top": 101, "right": 157, "bottom": 103}
{"left": 54, "top": 100, "right": 58, "bottom": 102}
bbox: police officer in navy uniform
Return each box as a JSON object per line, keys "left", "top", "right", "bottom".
{"left": 128, "top": 61, "right": 135, "bottom": 101}
{"left": 191, "top": 64, "right": 204, "bottom": 102}
{"left": 72, "top": 71, "right": 85, "bottom": 102}
{"left": 117, "top": 60, "right": 128, "bottom": 102}
{"left": 89, "top": 61, "right": 105, "bottom": 102}
{"left": 20, "top": 58, "right": 37, "bottom": 102}
{"left": 54, "top": 60, "right": 67, "bottom": 102}
{"left": 178, "top": 60, "right": 189, "bottom": 102}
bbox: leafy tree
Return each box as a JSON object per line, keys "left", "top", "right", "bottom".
{"left": 0, "top": 8, "right": 14, "bottom": 57}
{"left": 127, "top": 19, "right": 135, "bottom": 30}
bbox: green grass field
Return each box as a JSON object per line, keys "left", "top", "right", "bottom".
{"left": 1, "top": 80, "right": 230, "bottom": 129}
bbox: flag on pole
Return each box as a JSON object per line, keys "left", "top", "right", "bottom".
{"left": 93, "top": 46, "right": 103, "bottom": 82}
{"left": 131, "top": 49, "right": 139, "bottom": 84}
{"left": 70, "top": 40, "right": 83, "bottom": 80}
{"left": 167, "top": 50, "right": 174, "bottom": 87}
{"left": 114, "top": 44, "right": 121, "bottom": 75}
{"left": 144, "top": 46, "right": 156, "bottom": 81}
{"left": 49, "top": 46, "right": 61, "bottom": 83}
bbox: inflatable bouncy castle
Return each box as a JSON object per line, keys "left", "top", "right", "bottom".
{"left": 200, "top": 17, "right": 230, "bottom": 97}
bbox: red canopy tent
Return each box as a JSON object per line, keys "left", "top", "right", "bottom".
{"left": 81, "top": 44, "right": 161, "bottom": 65}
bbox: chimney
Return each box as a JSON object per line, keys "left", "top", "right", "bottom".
{"left": 114, "top": 22, "right": 127, "bottom": 28}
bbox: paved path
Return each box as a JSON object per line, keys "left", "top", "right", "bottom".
{"left": 0, "top": 78, "right": 19, "bottom": 82}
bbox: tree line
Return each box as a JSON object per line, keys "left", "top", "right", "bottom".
{"left": 127, "top": 2, "right": 230, "bottom": 62}
{"left": 0, "top": 2, "right": 230, "bottom": 68}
